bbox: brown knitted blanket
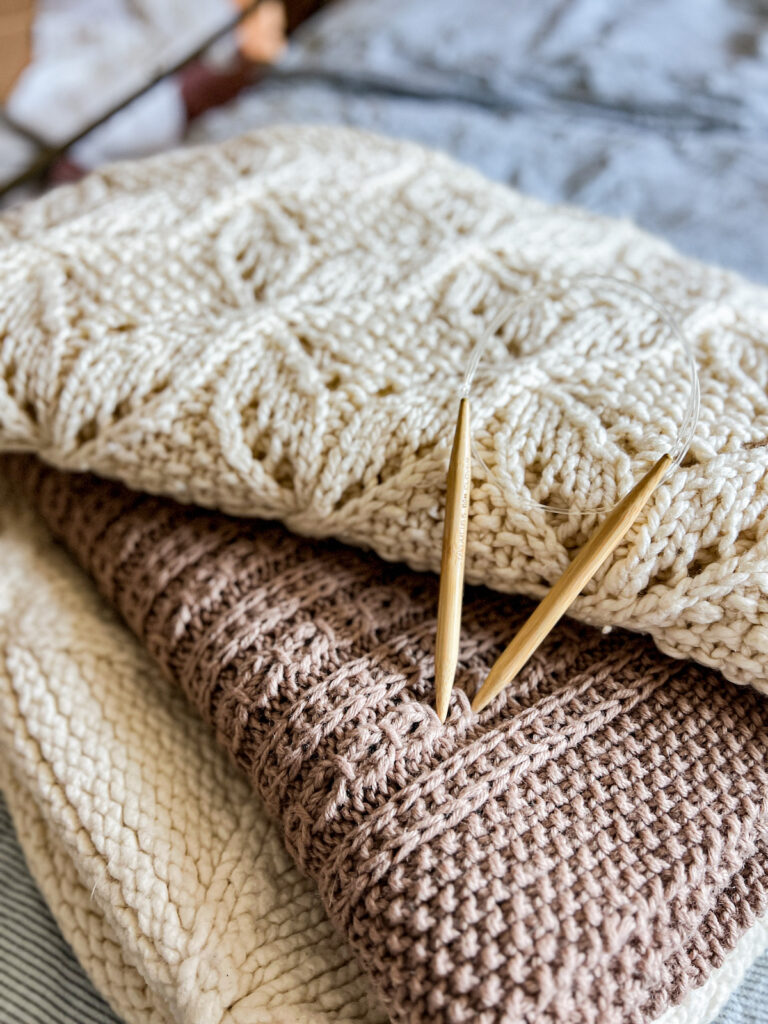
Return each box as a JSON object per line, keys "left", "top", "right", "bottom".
{"left": 7, "top": 454, "right": 768, "bottom": 1024}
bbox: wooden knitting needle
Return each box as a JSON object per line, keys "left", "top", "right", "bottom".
{"left": 435, "top": 397, "right": 472, "bottom": 722}
{"left": 471, "top": 452, "right": 672, "bottom": 714}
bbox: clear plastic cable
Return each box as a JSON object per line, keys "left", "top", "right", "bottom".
{"left": 460, "top": 274, "right": 701, "bottom": 516}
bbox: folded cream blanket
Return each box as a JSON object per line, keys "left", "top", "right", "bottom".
{"left": 0, "top": 471, "right": 384, "bottom": 1024}
{"left": 1, "top": 125, "right": 766, "bottom": 695}
{"left": 10, "top": 454, "right": 768, "bottom": 1024}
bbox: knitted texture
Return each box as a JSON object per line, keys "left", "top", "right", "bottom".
{"left": 1, "top": 126, "right": 768, "bottom": 694}
{"left": 656, "top": 907, "right": 768, "bottom": 1024}
{"left": 0, "top": 765, "right": 155, "bottom": 1024}
{"left": 0, "top": 469, "right": 384, "bottom": 1024}
{"left": 10, "top": 455, "right": 768, "bottom": 1024}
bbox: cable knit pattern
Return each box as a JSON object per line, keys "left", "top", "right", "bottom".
{"left": 9, "top": 454, "right": 768, "bottom": 1024}
{"left": 0, "top": 468, "right": 385, "bottom": 1024}
{"left": 1, "top": 126, "right": 768, "bottom": 692}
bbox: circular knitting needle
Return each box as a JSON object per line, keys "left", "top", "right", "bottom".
{"left": 472, "top": 452, "right": 672, "bottom": 714}
{"left": 434, "top": 397, "right": 472, "bottom": 722}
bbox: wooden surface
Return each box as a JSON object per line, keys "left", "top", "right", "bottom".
{"left": 0, "top": 1, "right": 34, "bottom": 102}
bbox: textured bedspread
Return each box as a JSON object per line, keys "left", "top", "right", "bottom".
{"left": 7, "top": 453, "right": 768, "bottom": 1024}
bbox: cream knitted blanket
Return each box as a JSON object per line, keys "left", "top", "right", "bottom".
{"left": 1, "top": 125, "right": 767, "bottom": 692}
{"left": 0, "top": 475, "right": 384, "bottom": 1024}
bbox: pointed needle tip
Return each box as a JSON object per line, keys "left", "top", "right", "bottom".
{"left": 471, "top": 670, "right": 497, "bottom": 714}
{"left": 435, "top": 692, "right": 450, "bottom": 724}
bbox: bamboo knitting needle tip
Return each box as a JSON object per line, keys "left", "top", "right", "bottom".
{"left": 434, "top": 397, "right": 472, "bottom": 723}
{"left": 471, "top": 452, "right": 672, "bottom": 715}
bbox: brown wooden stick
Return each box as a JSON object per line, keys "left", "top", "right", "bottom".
{"left": 434, "top": 397, "right": 472, "bottom": 722}
{"left": 471, "top": 452, "right": 672, "bottom": 714}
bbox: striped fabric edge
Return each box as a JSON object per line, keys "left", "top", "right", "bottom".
{"left": 0, "top": 789, "right": 124, "bottom": 1024}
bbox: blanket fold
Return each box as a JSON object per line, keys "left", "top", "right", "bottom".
{"left": 0, "top": 462, "right": 385, "bottom": 1024}
{"left": 7, "top": 453, "right": 768, "bottom": 1024}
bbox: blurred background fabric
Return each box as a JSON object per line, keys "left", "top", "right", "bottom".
{"left": 189, "top": 0, "right": 768, "bottom": 282}
{"left": 3, "top": 0, "right": 768, "bottom": 281}
{"left": 1, "top": 2, "right": 767, "bottom": 1022}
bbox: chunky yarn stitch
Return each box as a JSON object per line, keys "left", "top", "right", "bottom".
{"left": 1, "top": 125, "right": 768, "bottom": 692}
{"left": 0, "top": 468, "right": 384, "bottom": 1024}
{"left": 10, "top": 455, "right": 768, "bottom": 1024}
